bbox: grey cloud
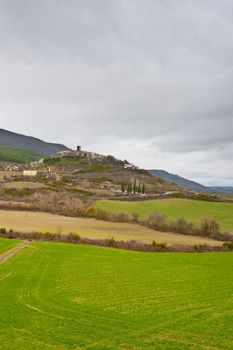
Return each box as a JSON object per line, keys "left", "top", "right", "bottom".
{"left": 0, "top": 0, "right": 233, "bottom": 185}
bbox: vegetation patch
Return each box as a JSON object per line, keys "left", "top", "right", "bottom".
{"left": 0, "top": 146, "right": 42, "bottom": 163}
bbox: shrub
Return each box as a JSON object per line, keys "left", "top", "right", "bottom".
{"left": 200, "top": 218, "right": 220, "bottom": 236}
{"left": 94, "top": 209, "right": 112, "bottom": 221}
{"left": 194, "top": 244, "right": 209, "bottom": 252}
{"left": 171, "top": 218, "right": 196, "bottom": 235}
{"left": 222, "top": 242, "right": 233, "bottom": 251}
{"left": 0, "top": 228, "right": 6, "bottom": 234}
{"left": 107, "top": 237, "right": 116, "bottom": 247}
{"left": 114, "top": 212, "right": 130, "bottom": 222}
{"left": 131, "top": 213, "right": 140, "bottom": 222}
{"left": 145, "top": 212, "right": 168, "bottom": 231}
{"left": 152, "top": 240, "right": 167, "bottom": 250}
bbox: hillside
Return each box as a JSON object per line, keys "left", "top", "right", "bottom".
{"left": 0, "top": 128, "right": 70, "bottom": 155}
{"left": 38, "top": 150, "right": 182, "bottom": 197}
{"left": 0, "top": 149, "right": 184, "bottom": 216}
{"left": 0, "top": 146, "right": 42, "bottom": 164}
{"left": 149, "top": 169, "right": 233, "bottom": 194}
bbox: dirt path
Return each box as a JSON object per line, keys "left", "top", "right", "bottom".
{"left": 0, "top": 240, "right": 30, "bottom": 264}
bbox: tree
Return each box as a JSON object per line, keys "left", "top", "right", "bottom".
{"left": 138, "top": 182, "right": 141, "bottom": 193}
{"left": 129, "top": 182, "right": 132, "bottom": 194}
{"left": 142, "top": 183, "right": 145, "bottom": 194}
{"left": 133, "top": 179, "right": 137, "bottom": 194}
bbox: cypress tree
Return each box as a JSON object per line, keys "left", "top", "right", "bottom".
{"left": 142, "top": 183, "right": 145, "bottom": 194}
{"left": 129, "top": 182, "right": 132, "bottom": 193}
{"left": 138, "top": 182, "right": 141, "bottom": 193}
{"left": 133, "top": 179, "right": 137, "bottom": 194}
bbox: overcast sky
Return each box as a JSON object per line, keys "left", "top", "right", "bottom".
{"left": 0, "top": 0, "right": 233, "bottom": 185}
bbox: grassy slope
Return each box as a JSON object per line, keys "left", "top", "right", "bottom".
{"left": 96, "top": 198, "right": 233, "bottom": 232}
{"left": 0, "top": 146, "right": 42, "bottom": 163}
{"left": 0, "top": 210, "right": 222, "bottom": 246}
{"left": 0, "top": 241, "right": 233, "bottom": 349}
{"left": 0, "top": 238, "right": 20, "bottom": 255}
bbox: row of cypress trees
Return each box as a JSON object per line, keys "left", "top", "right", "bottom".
{"left": 121, "top": 179, "right": 146, "bottom": 194}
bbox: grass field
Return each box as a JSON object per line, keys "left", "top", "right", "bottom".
{"left": 0, "top": 238, "right": 20, "bottom": 255}
{"left": 0, "top": 241, "right": 233, "bottom": 349}
{"left": 0, "top": 209, "right": 222, "bottom": 246}
{"left": 96, "top": 198, "right": 233, "bottom": 232}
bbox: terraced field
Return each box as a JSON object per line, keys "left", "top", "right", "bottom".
{"left": 0, "top": 209, "right": 222, "bottom": 246}
{"left": 0, "top": 241, "right": 233, "bottom": 349}
{"left": 96, "top": 198, "right": 233, "bottom": 232}
{"left": 1, "top": 181, "right": 46, "bottom": 189}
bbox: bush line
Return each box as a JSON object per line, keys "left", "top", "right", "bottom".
{"left": 0, "top": 229, "right": 233, "bottom": 253}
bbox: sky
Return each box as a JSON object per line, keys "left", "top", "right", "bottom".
{"left": 0, "top": 0, "right": 233, "bottom": 186}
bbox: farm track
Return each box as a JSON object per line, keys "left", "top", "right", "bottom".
{"left": 0, "top": 240, "right": 30, "bottom": 264}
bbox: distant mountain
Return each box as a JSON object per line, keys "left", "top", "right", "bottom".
{"left": 0, "top": 129, "right": 70, "bottom": 155}
{"left": 149, "top": 169, "right": 233, "bottom": 194}
{"left": 209, "top": 186, "right": 233, "bottom": 194}
{"left": 149, "top": 169, "right": 208, "bottom": 192}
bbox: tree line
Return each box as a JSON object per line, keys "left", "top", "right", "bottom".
{"left": 121, "top": 179, "right": 146, "bottom": 194}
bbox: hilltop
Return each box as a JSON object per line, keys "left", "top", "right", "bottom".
{"left": 0, "top": 128, "right": 70, "bottom": 155}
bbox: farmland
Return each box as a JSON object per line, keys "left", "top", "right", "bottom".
{"left": 0, "top": 241, "right": 232, "bottom": 349}
{"left": 96, "top": 198, "right": 233, "bottom": 232}
{"left": 0, "top": 238, "right": 20, "bottom": 255}
{"left": 1, "top": 181, "right": 46, "bottom": 189}
{"left": 0, "top": 209, "right": 222, "bottom": 246}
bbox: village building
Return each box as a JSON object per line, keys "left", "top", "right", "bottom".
{"left": 23, "top": 170, "right": 38, "bottom": 177}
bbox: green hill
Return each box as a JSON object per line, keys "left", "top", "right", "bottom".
{"left": 0, "top": 146, "right": 43, "bottom": 164}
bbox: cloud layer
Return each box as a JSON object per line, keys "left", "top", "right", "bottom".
{"left": 0, "top": 0, "right": 233, "bottom": 185}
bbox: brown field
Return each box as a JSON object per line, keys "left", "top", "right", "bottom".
{"left": 0, "top": 171, "right": 22, "bottom": 176}
{"left": 0, "top": 181, "right": 46, "bottom": 189}
{"left": 0, "top": 209, "right": 222, "bottom": 246}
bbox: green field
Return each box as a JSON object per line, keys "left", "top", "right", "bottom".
{"left": 0, "top": 146, "right": 42, "bottom": 163}
{"left": 0, "top": 241, "right": 233, "bottom": 349}
{"left": 96, "top": 198, "right": 233, "bottom": 232}
{"left": 0, "top": 237, "right": 20, "bottom": 255}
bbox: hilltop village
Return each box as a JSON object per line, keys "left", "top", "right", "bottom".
{"left": 0, "top": 145, "right": 183, "bottom": 216}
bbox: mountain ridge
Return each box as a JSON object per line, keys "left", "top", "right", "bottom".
{"left": 149, "top": 169, "right": 233, "bottom": 194}
{"left": 0, "top": 128, "right": 70, "bottom": 155}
